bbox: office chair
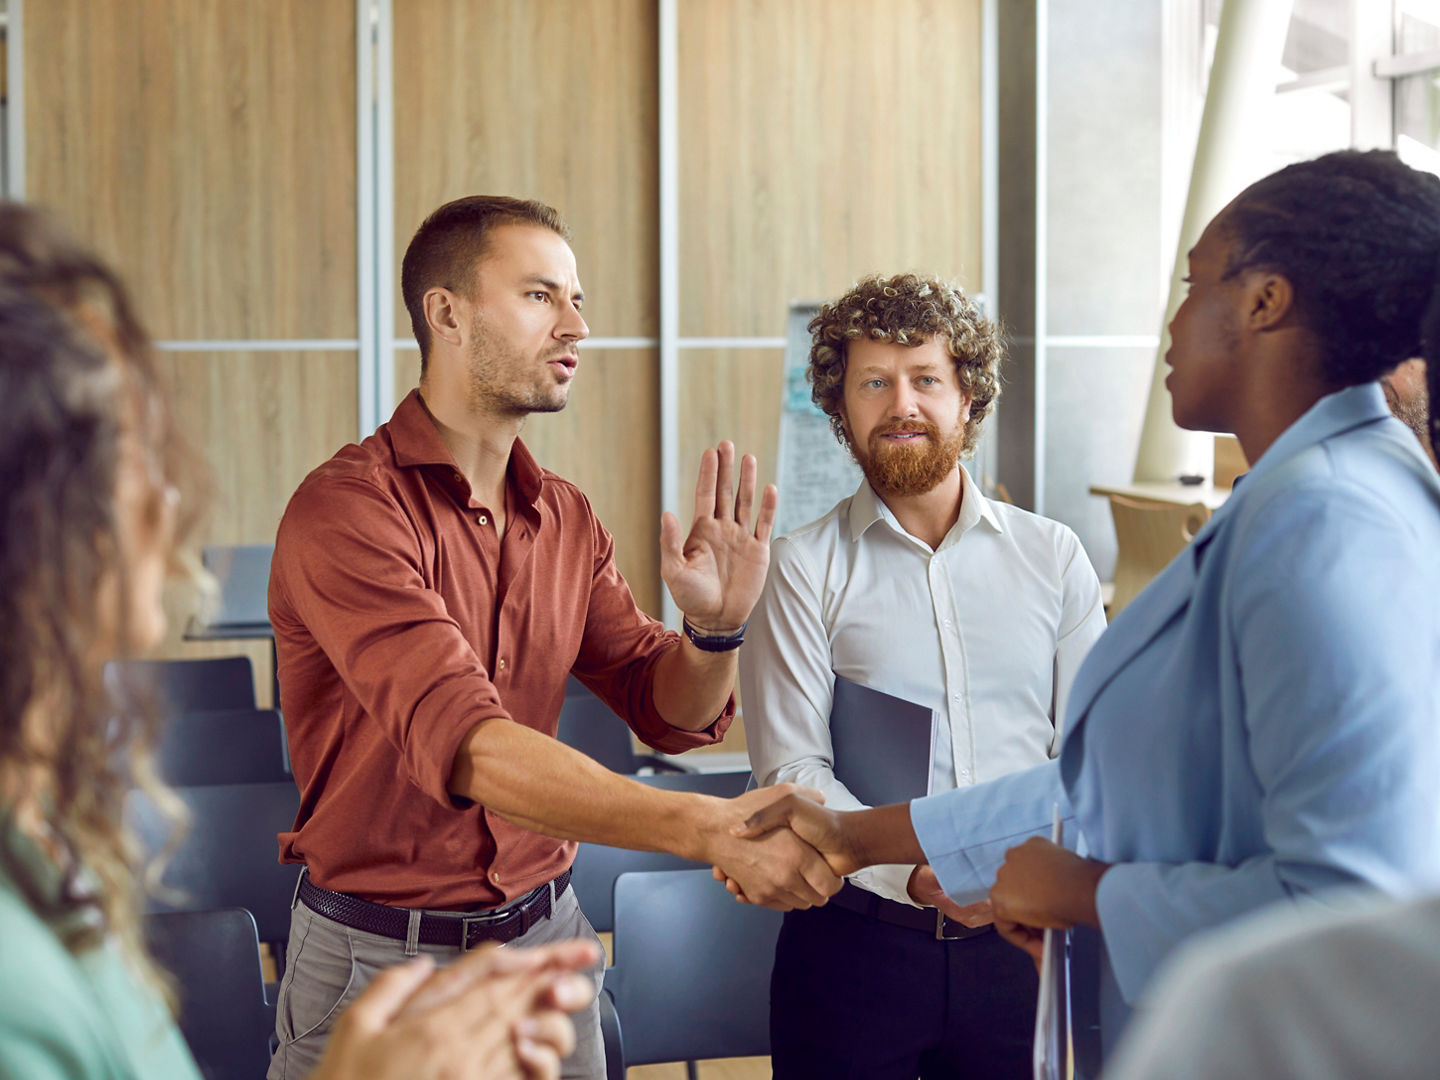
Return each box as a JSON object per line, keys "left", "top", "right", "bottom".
{"left": 568, "top": 770, "right": 751, "bottom": 932}
{"left": 603, "top": 868, "right": 782, "bottom": 1072}
{"left": 155, "top": 708, "right": 290, "bottom": 786}
{"left": 105, "top": 655, "right": 257, "bottom": 713}
{"left": 200, "top": 543, "right": 274, "bottom": 628}
{"left": 1107, "top": 494, "right": 1212, "bottom": 616}
{"left": 145, "top": 908, "right": 274, "bottom": 1080}
{"left": 128, "top": 781, "right": 302, "bottom": 967}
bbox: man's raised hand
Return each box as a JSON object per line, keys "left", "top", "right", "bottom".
{"left": 659, "top": 441, "right": 778, "bottom": 631}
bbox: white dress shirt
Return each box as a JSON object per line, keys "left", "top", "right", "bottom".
{"left": 741, "top": 467, "right": 1106, "bottom": 905}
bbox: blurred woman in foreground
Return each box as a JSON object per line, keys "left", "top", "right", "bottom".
{"left": 0, "top": 204, "right": 597, "bottom": 1080}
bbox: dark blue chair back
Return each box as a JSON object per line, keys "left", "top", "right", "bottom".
{"left": 128, "top": 780, "right": 301, "bottom": 946}
{"left": 603, "top": 868, "right": 782, "bottom": 1066}
{"left": 155, "top": 708, "right": 290, "bottom": 786}
{"left": 145, "top": 908, "right": 274, "bottom": 1080}
{"left": 201, "top": 544, "right": 274, "bottom": 628}
{"left": 106, "top": 655, "right": 257, "bottom": 713}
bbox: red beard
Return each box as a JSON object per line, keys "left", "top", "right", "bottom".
{"left": 852, "top": 420, "right": 964, "bottom": 497}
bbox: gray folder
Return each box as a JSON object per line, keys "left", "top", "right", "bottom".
{"left": 829, "top": 676, "right": 937, "bottom": 806}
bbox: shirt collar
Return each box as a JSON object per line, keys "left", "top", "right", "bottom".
{"left": 387, "top": 388, "right": 545, "bottom": 506}
{"left": 846, "top": 465, "right": 1002, "bottom": 545}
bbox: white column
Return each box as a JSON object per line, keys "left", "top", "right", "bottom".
{"left": 1132, "top": 0, "right": 1293, "bottom": 483}
{"left": 1349, "top": 0, "right": 1394, "bottom": 151}
{"left": 658, "top": 0, "right": 681, "bottom": 629}
{"left": 4, "top": 0, "right": 24, "bottom": 199}
{"left": 356, "top": 0, "right": 378, "bottom": 438}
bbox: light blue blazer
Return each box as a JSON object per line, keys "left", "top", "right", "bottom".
{"left": 912, "top": 383, "right": 1440, "bottom": 1057}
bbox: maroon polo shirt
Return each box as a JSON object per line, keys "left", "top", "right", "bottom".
{"left": 269, "top": 389, "right": 732, "bottom": 910}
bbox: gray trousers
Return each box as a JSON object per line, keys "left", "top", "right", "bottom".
{"left": 266, "top": 878, "right": 607, "bottom": 1079}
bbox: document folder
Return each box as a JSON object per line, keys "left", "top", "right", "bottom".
{"left": 828, "top": 676, "right": 936, "bottom": 805}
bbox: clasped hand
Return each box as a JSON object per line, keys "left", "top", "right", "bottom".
{"left": 310, "top": 938, "right": 599, "bottom": 1080}
{"left": 702, "top": 785, "right": 843, "bottom": 911}
{"left": 713, "top": 791, "right": 989, "bottom": 925}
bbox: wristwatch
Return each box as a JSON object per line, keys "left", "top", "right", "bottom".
{"left": 681, "top": 616, "right": 747, "bottom": 652}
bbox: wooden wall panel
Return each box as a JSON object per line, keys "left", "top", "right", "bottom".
{"left": 676, "top": 349, "right": 787, "bottom": 512}
{"left": 396, "top": 348, "right": 662, "bottom": 618}
{"left": 678, "top": 0, "right": 984, "bottom": 337}
{"left": 25, "top": 0, "right": 356, "bottom": 340}
{"left": 154, "top": 349, "right": 357, "bottom": 706}
{"left": 392, "top": 0, "right": 658, "bottom": 339}
{"left": 156, "top": 351, "right": 358, "bottom": 546}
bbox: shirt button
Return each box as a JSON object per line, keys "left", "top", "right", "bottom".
{"left": 477, "top": 514, "right": 488, "bottom": 525}
{"left": 943, "top": 618, "right": 954, "bottom": 628}
{"left": 453, "top": 471, "right": 463, "bottom": 483}
{"left": 491, "top": 871, "right": 501, "bottom": 883}
{"left": 497, "top": 658, "right": 507, "bottom": 671}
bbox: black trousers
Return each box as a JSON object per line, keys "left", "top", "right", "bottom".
{"left": 769, "top": 900, "right": 1039, "bottom": 1080}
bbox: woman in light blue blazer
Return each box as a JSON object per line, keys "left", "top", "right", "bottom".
{"left": 732, "top": 149, "right": 1440, "bottom": 1071}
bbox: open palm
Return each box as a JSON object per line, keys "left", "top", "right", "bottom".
{"left": 660, "top": 441, "right": 778, "bottom": 628}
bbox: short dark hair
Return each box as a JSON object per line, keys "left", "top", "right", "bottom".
{"left": 806, "top": 273, "right": 1002, "bottom": 456}
{"left": 1220, "top": 149, "right": 1440, "bottom": 464}
{"left": 400, "top": 196, "right": 570, "bottom": 370}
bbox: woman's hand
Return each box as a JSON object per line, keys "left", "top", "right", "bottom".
{"left": 989, "top": 837, "right": 1110, "bottom": 966}
{"left": 309, "top": 939, "right": 599, "bottom": 1080}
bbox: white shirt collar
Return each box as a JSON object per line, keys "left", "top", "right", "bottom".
{"left": 847, "top": 464, "right": 1005, "bottom": 548}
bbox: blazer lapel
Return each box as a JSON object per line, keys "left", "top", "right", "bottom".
{"left": 1064, "top": 538, "right": 1201, "bottom": 735}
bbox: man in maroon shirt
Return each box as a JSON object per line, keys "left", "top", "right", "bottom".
{"left": 265, "top": 196, "right": 839, "bottom": 1079}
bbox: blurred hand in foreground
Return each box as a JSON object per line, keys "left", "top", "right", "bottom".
{"left": 310, "top": 938, "right": 600, "bottom": 1080}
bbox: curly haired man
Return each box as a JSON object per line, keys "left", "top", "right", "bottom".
{"left": 739, "top": 273, "right": 1107, "bottom": 1078}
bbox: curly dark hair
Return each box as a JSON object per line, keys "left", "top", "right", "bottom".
{"left": 806, "top": 273, "right": 1002, "bottom": 455}
{"left": 0, "top": 204, "right": 198, "bottom": 992}
{"left": 1221, "top": 149, "right": 1440, "bottom": 464}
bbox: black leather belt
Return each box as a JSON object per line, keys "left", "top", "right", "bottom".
{"left": 830, "top": 880, "right": 994, "bottom": 941}
{"left": 298, "top": 869, "right": 572, "bottom": 950}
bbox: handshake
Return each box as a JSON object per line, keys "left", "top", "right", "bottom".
{"left": 698, "top": 784, "right": 992, "bottom": 927}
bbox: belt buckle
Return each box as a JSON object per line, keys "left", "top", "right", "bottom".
{"left": 936, "top": 910, "right": 970, "bottom": 941}
{"left": 459, "top": 905, "right": 512, "bottom": 951}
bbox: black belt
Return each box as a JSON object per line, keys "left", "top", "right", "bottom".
{"left": 830, "top": 880, "right": 994, "bottom": 942}
{"left": 298, "top": 869, "right": 572, "bottom": 950}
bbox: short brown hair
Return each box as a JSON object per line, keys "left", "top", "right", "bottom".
{"left": 400, "top": 196, "right": 570, "bottom": 367}
{"left": 807, "top": 273, "right": 1003, "bottom": 455}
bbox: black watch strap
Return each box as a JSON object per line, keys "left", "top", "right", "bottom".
{"left": 682, "top": 616, "right": 747, "bottom": 652}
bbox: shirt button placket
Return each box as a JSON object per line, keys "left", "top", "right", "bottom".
{"left": 935, "top": 561, "right": 973, "bottom": 787}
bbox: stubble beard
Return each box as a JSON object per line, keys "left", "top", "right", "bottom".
{"left": 849, "top": 420, "right": 966, "bottom": 497}
{"left": 466, "top": 314, "right": 571, "bottom": 417}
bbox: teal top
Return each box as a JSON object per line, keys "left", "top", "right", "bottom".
{"left": 0, "top": 825, "right": 202, "bottom": 1080}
